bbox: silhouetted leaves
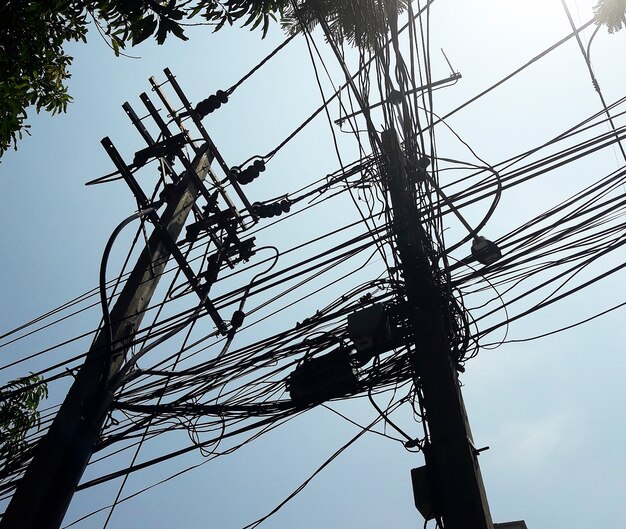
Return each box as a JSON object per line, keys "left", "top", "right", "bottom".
{"left": 1, "top": 0, "right": 408, "bottom": 156}
{"left": 282, "top": 0, "right": 408, "bottom": 49}
{"left": 594, "top": 0, "right": 626, "bottom": 33}
{"left": 0, "top": 375, "right": 48, "bottom": 467}
{"left": 0, "top": 1, "right": 88, "bottom": 156}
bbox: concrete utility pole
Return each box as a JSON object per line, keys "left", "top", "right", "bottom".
{"left": 381, "top": 130, "right": 494, "bottom": 529}
{"left": 0, "top": 145, "right": 213, "bottom": 529}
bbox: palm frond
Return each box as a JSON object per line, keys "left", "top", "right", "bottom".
{"left": 282, "top": 0, "right": 408, "bottom": 49}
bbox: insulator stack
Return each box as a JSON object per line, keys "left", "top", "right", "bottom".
{"left": 252, "top": 199, "right": 291, "bottom": 218}
{"left": 194, "top": 90, "right": 229, "bottom": 118}
{"left": 232, "top": 160, "right": 266, "bottom": 185}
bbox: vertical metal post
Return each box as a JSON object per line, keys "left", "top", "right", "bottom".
{"left": 381, "top": 129, "right": 493, "bottom": 529}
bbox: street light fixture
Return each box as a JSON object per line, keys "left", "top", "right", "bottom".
{"left": 471, "top": 235, "right": 502, "bottom": 265}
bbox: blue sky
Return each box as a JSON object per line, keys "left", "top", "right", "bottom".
{"left": 2, "top": 1, "right": 626, "bottom": 528}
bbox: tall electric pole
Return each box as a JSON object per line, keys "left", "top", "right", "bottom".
{"left": 0, "top": 145, "right": 214, "bottom": 529}
{"left": 381, "top": 129, "right": 494, "bottom": 529}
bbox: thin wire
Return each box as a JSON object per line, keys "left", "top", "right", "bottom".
{"left": 560, "top": 0, "right": 626, "bottom": 163}
{"left": 226, "top": 34, "right": 297, "bottom": 95}
{"left": 432, "top": 17, "right": 595, "bottom": 128}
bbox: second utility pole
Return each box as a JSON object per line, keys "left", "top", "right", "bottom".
{"left": 381, "top": 129, "right": 494, "bottom": 529}
{"left": 0, "top": 144, "right": 213, "bottom": 529}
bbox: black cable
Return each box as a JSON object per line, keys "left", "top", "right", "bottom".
{"left": 100, "top": 207, "right": 158, "bottom": 385}
{"left": 560, "top": 0, "right": 626, "bottom": 163}
{"left": 482, "top": 297, "right": 626, "bottom": 346}
{"left": 226, "top": 33, "right": 297, "bottom": 95}
{"left": 240, "top": 406, "right": 399, "bottom": 529}
{"left": 432, "top": 17, "right": 595, "bottom": 128}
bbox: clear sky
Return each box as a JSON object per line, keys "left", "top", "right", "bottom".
{"left": 2, "top": 1, "right": 626, "bottom": 529}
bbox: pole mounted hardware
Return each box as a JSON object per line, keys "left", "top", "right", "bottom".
{"left": 1, "top": 68, "right": 261, "bottom": 529}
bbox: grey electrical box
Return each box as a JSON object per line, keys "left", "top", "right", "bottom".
{"left": 410, "top": 465, "right": 438, "bottom": 521}
{"left": 287, "top": 349, "right": 358, "bottom": 406}
{"left": 347, "top": 304, "right": 387, "bottom": 351}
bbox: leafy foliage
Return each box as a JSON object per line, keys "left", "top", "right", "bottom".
{"left": 0, "top": 1, "right": 88, "bottom": 156}
{"left": 1, "top": 0, "right": 407, "bottom": 157}
{"left": 0, "top": 375, "right": 48, "bottom": 464}
{"left": 594, "top": 0, "right": 626, "bottom": 33}
{"left": 282, "top": 0, "right": 408, "bottom": 49}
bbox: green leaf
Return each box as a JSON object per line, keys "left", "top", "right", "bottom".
{"left": 169, "top": 21, "right": 188, "bottom": 41}
{"left": 132, "top": 14, "right": 158, "bottom": 45}
{"left": 112, "top": 36, "right": 120, "bottom": 56}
